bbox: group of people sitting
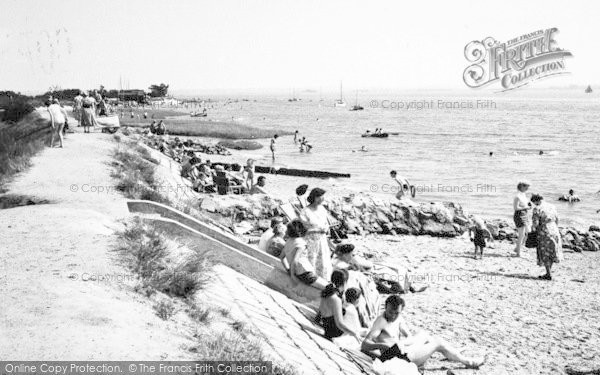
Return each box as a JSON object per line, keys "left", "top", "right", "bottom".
{"left": 179, "top": 154, "right": 267, "bottom": 195}
{"left": 148, "top": 120, "right": 167, "bottom": 136}
{"left": 255, "top": 186, "right": 486, "bottom": 370}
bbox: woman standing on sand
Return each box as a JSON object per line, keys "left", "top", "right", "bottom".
{"left": 300, "top": 188, "right": 333, "bottom": 280}
{"left": 531, "top": 194, "right": 563, "bottom": 280}
{"left": 513, "top": 181, "right": 532, "bottom": 257}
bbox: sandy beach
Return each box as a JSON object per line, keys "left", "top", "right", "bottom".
{"left": 350, "top": 234, "right": 600, "bottom": 374}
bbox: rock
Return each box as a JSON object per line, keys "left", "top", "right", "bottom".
{"left": 233, "top": 221, "right": 254, "bottom": 235}
{"left": 486, "top": 222, "right": 500, "bottom": 238}
{"left": 200, "top": 197, "right": 218, "bottom": 213}
{"left": 257, "top": 219, "right": 270, "bottom": 230}
{"left": 420, "top": 220, "right": 458, "bottom": 237}
{"left": 453, "top": 215, "right": 470, "bottom": 226}
{"left": 584, "top": 238, "right": 599, "bottom": 252}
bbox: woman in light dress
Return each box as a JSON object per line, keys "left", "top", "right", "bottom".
{"left": 299, "top": 188, "right": 333, "bottom": 281}
{"left": 80, "top": 92, "right": 97, "bottom": 133}
{"left": 531, "top": 194, "right": 563, "bottom": 280}
{"left": 513, "top": 181, "right": 532, "bottom": 257}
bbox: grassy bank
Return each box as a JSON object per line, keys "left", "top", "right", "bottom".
{"left": 116, "top": 108, "right": 292, "bottom": 139}
{"left": 110, "top": 137, "right": 172, "bottom": 205}
{"left": 122, "top": 119, "right": 292, "bottom": 139}
{"left": 0, "top": 112, "right": 51, "bottom": 189}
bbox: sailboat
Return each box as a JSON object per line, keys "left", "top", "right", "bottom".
{"left": 334, "top": 82, "right": 346, "bottom": 107}
{"left": 585, "top": 85, "right": 593, "bottom": 94}
{"left": 349, "top": 90, "right": 364, "bottom": 111}
{"left": 288, "top": 88, "right": 299, "bottom": 102}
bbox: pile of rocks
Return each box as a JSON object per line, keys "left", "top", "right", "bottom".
{"left": 186, "top": 142, "right": 231, "bottom": 156}
{"left": 198, "top": 194, "right": 283, "bottom": 235}
{"left": 325, "top": 194, "right": 470, "bottom": 238}
{"left": 196, "top": 192, "right": 599, "bottom": 251}
{"left": 561, "top": 226, "right": 600, "bottom": 252}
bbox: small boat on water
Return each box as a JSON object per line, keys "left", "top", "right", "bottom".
{"left": 585, "top": 85, "right": 593, "bottom": 93}
{"left": 334, "top": 82, "right": 346, "bottom": 107}
{"left": 349, "top": 90, "right": 364, "bottom": 111}
{"left": 361, "top": 133, "right": 389, "bottom": 138}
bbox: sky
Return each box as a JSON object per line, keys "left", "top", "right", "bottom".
{"left": 1, "top": 0, "right": 599, "bottom": 94}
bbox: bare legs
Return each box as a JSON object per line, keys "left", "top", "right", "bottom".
{"left": 404, "top": 332, "right": 486, "bottom": 368}
{"left": 50, "top": 123, "right": 64, "bottom": 148}
{"left": 514, "top": 226, "right": 527, "bottom": 256}
{"left": 474, "top": 245, "right": 483, "bottom": 259}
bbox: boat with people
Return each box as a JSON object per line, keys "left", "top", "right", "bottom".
{"left": 361, "top": 132, "right": 388, "bottom": 138}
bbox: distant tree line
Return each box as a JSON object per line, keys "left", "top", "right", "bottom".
{"left": 0, "top": 83, "right": 170, "bottom": 123}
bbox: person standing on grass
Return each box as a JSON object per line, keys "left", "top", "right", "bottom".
{"left": 270, "top": 134, "right": 278, "bottom": 160}
{"left": 47, "top": 99, "right": 68, "bottom": 148}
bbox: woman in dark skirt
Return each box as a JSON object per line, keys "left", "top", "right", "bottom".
{"left": 531, "top": 194, "right": 563, "bottom": 280}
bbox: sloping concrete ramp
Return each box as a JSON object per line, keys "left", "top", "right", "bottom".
{"left": 127, "top": 200, "right": 374, "bottom": 375}
{"left": 127, "top": 200, "right": 321, "bottom": 306}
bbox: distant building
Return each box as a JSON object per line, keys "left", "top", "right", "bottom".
{"left": 118, "top": 90, "right": 148, "bottom": 103}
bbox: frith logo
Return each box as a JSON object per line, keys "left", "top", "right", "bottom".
{"left": 463, "top": 28, "right": 573, "bottom": 91}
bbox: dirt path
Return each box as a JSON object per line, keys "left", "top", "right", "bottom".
{"left": 0, "top": 117, "right": 195, "bottom": 359}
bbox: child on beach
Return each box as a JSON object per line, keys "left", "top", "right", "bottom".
{"left": 344, "top": 288, "right": 368, "bottom": 337}
{"left": 469, "top": 215, "right": 493, "bottom": 259}
{"left": 266, "top": 222, "right": 286, "bottom": 257}
{"left": 242, "top": 158, "right": 256, "bottom": 190}
{"left": 270, "top": 134, "right": 278, "bottom": 160}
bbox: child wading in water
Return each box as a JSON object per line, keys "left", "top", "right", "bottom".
{"left": 469, "top": 215, "right": 493, "bottom": 259}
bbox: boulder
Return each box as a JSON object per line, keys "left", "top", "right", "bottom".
{"left": 392, "top": 221, "right": 412, "bottom": 235}
{"left": 420, "top": 220, "right": 458, "bottom": 237}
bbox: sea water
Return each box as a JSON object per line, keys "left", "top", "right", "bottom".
{"left": 182, "top": 88, "right": 600, "bottom": 229}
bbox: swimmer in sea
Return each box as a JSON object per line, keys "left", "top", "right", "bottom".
{"left": 489, "top": 152, "right": 494, "bottom": 157}
{"left": 539, "top": 150, "right": 544, "bottom": 155}
{"left": 559, "top": 189, "right": 580, "bottom": 203}
{"left": 294, "top": 130, "right": 299, "bottom": 144}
